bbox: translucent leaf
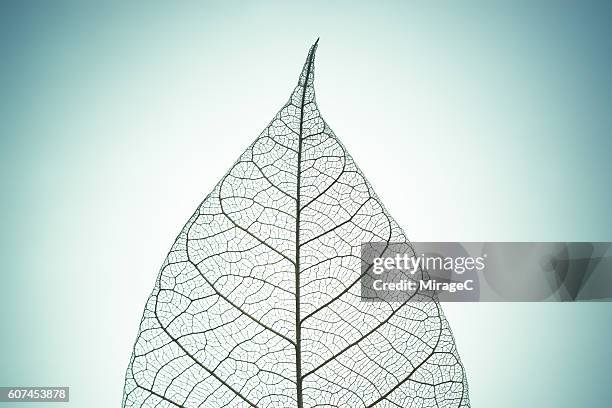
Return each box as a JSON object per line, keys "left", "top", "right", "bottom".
{"left": 123, "top": 39, "right": 470, "bottom": 408}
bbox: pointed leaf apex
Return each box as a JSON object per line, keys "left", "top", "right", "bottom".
{"left": 297, "top": 40, "right": 319, "bottom": 89}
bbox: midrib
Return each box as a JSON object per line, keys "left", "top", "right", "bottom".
{"left": 294, "top": 43, "right": 316, "bottom": 408}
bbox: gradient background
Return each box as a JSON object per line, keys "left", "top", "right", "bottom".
{"left": 1, "top": 1, "right": 611, "bottom": 407}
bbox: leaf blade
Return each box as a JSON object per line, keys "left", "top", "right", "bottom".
{"left": 123, "top": 40, "right": 469, "bottom": 408}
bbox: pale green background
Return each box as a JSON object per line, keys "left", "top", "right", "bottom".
{"left": 1, "top": 1, "right": 611, "bottom": 407}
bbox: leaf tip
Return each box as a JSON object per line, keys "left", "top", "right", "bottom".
{"left": 295, "top": 39, "right": 320, "bottom": 90}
